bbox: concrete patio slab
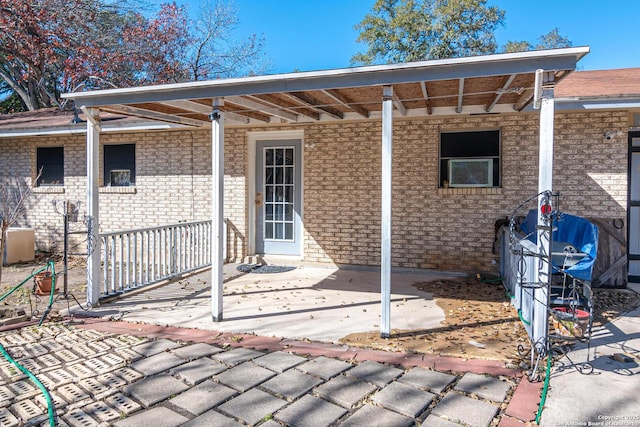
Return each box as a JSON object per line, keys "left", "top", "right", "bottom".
{"left": 169, "top": 342, "right": 224, "bottom": 359}
{"left": 398, "top": 366, "right": 457, "bottom": 393}
{"left": 454, "top": 372, "right": 511, "bottom": 402}
{"left": 123, "top": 373, "right": 189, "bottom": 408}
{"left": 212, "top": 347, "right": 264, "bottom": 366}
{"left": 181, "top": 409, "right": 243, "bottom": 427}
{"left": 113, "top": 406, "right": 189, "bottom": 427}
{"left": 217, "top": 388, "right": 287, "bottom": 425}
{"left": 253, "top": 351, "right": 307, "bottom": 372}
{"left": 297, "top": 355, "right": 352, "bottom": 379}
{"left": 260, "top": 368, "right": 323, "bottom": 400}
{"left": 275, "top": 394, "right": 347, "bottom": 427}
{"left": 345, "top": 359, "right": 403, "bottom": 386}
{"left": 169, "top": 357, "right": 228, "bottom": 385}
{"left": 341, "top": 404, "right": 414, "bottom": 427}
{"left": 314, "top": 375, "right": 377, "bottom": 408}
{"left": 73, "top": 265, "right": 456, "bottom": 343}
{"left": 129, "top": 351, "right": 186, "bottom": 376}
{"left": 169, "top": 380, "right": 237, "bottom": 415}
{"left": 431, "top": 392, "right": 499, "bottom": 427}
{"left": 371, "top": 381, "right": 435, "bottom": 418}
{"left": 214, "top": 362, "right": 276, "bottom": 392}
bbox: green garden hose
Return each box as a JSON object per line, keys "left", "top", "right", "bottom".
{"left": 0, "top": 260, "right": 57, "bottom": 425}
{"left": 38, "top": 262, "right": 56, "bottom": 326}
{"left": 0, "top": 265, "right": 48, "bottom": 304}
{"left": 518, "top": 309, "right": 531, "bottom": 326}
{"left": 535, "top": 354, "right": 552, "bottom": 424}
{"left": 0, "top": 342, "right": 57, "bottom": 426}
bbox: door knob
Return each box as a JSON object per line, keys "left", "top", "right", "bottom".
{"left": 255, "top": 192, "right": 263, "bottom": 206}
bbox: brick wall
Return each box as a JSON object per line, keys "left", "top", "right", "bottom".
{"left": 0, "top": 129, "right": 247, "bottom": 259}
{"left": 300, "top": 111, "right": 628, "bottom": 272}
{"left": 0, "top": 110, "right": 628, "bottom": 274}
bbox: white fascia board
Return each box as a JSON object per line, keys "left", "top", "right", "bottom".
{"left": 521, "top": 96, "right": 640, "bottom": 112}
{"left": 0, "top": 121, "right": 191, "bottom": 138}
{"left": 63, "top": 47, "right": 589, "bottom": 107}
{"left": 553, "top": 96, "right": 640, "bottom": 111}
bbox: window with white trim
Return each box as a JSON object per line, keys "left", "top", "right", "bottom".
{"left": 439, "top": 130, "right": 500, "bottom": 188}
{"left": 36, "top": 146, "right": 64, "bottom": 186}
{"left": 104, "top": 144, "right": 135, "bottom": 186}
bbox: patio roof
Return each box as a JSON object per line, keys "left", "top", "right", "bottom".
{"left": 62, "top": 47, "right": 590, "bottom": 127}
{"left": 65, "top": 46, "right": 589, "bottom": 337}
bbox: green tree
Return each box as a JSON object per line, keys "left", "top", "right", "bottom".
{"left": 503, "top": 28, "right": 572, "bottom": 53}
{"left": 0, "top": 0, "right": 266, "bottom": 111}
{"left": 352, "top": 0, "right": 505, "bottom": 65}
{"left": 0, "top": 0, "right": 191, "bottom": 111}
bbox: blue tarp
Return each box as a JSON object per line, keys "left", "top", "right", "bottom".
{"left": 520, "top": 210, "right": 599, "bottom": 282}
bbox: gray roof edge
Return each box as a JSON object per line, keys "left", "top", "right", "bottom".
{"left": 62, "top": 47, "right": 590, "bottom": 106}
{"left": 0, "top": 121, "right": 189, "bottom": 138}
{"left": 523, "top": 96, "right": 640, "bottom": 112}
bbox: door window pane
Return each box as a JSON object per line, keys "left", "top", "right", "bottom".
{"left": 263, "top": 146, "right": 296, "bottom": 242}
{"left": 275, "top": 223, "right": 284, "bottom": 239}
{"left": 631, "top": 153, "right": 640, "bottom": 201}
{"left": 630, "top": 207, "right": 640, "bottom": 254}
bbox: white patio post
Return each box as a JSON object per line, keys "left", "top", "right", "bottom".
{"left": 534, "top": 71, "right": 555, "bottom": 350}
{"left": 381, "top": 85, "right": 393, "bottom": 338}
{"left": 85, "top": 107, "right": 101, "bottom": 306}
{"left": 211, "top": 98, "right": 225, "bottom": 321}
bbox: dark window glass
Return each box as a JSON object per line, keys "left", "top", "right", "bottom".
{"left": 440, "top": 130, "right": 500, "bottom": 187}
{"left": 36, "top": 147, "right": 64, "bottom": 186}
{"left": 104, "top": 144, "right": 136, "bottom": 186}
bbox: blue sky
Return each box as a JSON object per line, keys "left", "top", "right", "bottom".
{"left": 163, "top": 0, "right": 638, "bottom": 73}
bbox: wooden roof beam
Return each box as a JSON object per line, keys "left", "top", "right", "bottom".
{"left": 392, "top": 89, "right": 407, "bottom": 116}
{"left": 159, "top": 99, "right": 260, "bottom": 124}
{"left": 160, "top": 99, "right": 211, "bottom": 114}
{"left": 420, "top": 81, "right": 432, "bottom": 114}
{"left": 100, "top": 104, "right": 206, "bottom": 127}
{"left": 321, "top": 89, "right": 370, "bottom": 118}
{"left": 226, "top": 96, "right": 298, "bottom": 122}
{"left": 456, "top": 78, "right": 465, "bottom": 113}
{"left": 246, "top": 94, "right": 320, "bottom": 121}
{"left": 515, "top": 89, "right": 534, "bottom": 111}
{"left": 284, "top": 92, "right": 343, "bottom": 120}
{"left": 486, "top": 74, "right": 518, "bottom": 112}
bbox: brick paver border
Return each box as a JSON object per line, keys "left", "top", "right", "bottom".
{"left": 70, "top": 315, "right": 539, "bottom": 426}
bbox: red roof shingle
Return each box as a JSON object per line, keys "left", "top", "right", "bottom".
{"left": 555, "top": 68, "right": 640, "bottom": 98}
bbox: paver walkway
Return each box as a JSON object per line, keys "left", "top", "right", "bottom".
{"left": 0, "top": 320, "right": 539, "bottom": 427}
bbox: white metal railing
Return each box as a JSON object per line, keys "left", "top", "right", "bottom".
{"left": 99, "top": 220, "right": 213, "bottom": 298}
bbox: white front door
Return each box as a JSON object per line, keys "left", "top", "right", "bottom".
{"left": 255, "top": 139, "right": 302, "bottom": 256}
